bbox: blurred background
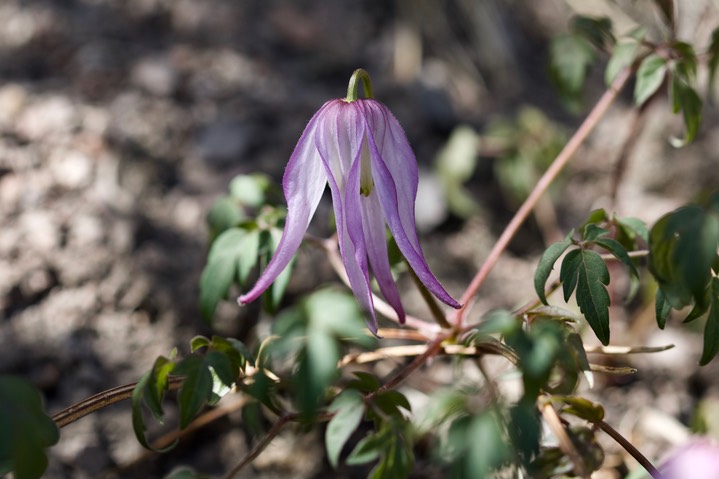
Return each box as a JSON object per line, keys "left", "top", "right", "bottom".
{"left": 1, "top": 0, "right": 719, "bottom": 477}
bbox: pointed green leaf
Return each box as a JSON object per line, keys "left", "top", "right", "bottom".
{"left": 145, "top": 356, "right": 175, "bottom": 422}
{"left": 583, "top": 224, "right": 609, "bottom": 242}
{"left": 205, "top": 350, "right": 235, "bottom": 388}
{"left": 700, "top": 278, "right": 719, "bottom": 365}
{"left": 535, "top": 235, "right": 574, "bottom": 304}
{"left": 616, "top": 216, "right": 649, "bottom": 245}
{"left": 190, "top": 336, "right": 210, "bottom": 352}
{"left": 173, "top": 356, "right": 214, "bottom": 429}
{"left": 132, "top": 373, "right": 178, "bottom": 452}
{"left": 671, "top": 41, "right": 698, "bottom": 81}
{"left": 207, "top": 197, "right": 244, "bottom": 239}
{"left": 571, "top": 16, "right": 614, "bottom": 50}
{"left": 549, "top": 33, "right": 595, "bottom": 106}
{"left": 650, "top": 207, "right": 719, "bottom": 309}
{"left": 229, "top": 174, "right": 271, "bottom": 208}
{"left": 669, "top": 79, "right": 702, "bottom": 147}
{"left": 326, "top": 390, "right": 365, "bottom": 468}
{"left": 347, "top": 372, "right": 382, "bottom": 393}
{"left": 606, "top": 40, "right": 640, "bottom": 86}
{"left": 684, "top": 299, "right": 710, "bottom": 324}
{"left": 560, "top": 249, "right": 583, "bottom": 302}
{"left": 372, "top": 390, "right": 412, "bottom": 418}
{"left": 571, "top": 250, "right": 611, "bottom": 345}
{"left": 634, "top": 54, "right": 667, "bottom": 106}
{"left": 0, "top": 377, "right": 59, "bottom": 479}
{"left": 655, "top": 288, "right": 671, "bottom": 329}
{"left": 582, "top": 209, "right": 608, "bottom": 228}
{"left": 594, "top": 237, "right": 640, "bottom": 300}
{"left": 346, "top": 430, "right": 383, "bottom": 465}
{"left": 553, "top": 395, "right": 605, "bottom": 423}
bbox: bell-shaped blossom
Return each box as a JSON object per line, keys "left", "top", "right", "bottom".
{"left": 238, "top": 72, "right": 460, "bottom": 333}
{"left": 659, "top": 439, "right": 719, "bottom": 479}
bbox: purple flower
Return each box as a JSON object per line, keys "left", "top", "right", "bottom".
{"left": 660, "top": 439, "right": 719, "bottom": 479}
{"left": 238, "top": 70, "right": 460, "bottom": 334}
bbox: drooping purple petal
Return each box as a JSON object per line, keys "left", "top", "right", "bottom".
{"left": 363, "top": 100, "right": 424, "bottom": 258}
{"left": 238, "top": 102, "right": 331, "bottom": 305}
{"left": 316, "top": 101, "right": 379, "bottom": 334}
{"left": 360, "top": 101, "right": 461, "bottom": 309}
{"left": 359, "top": 187, "right": 406, "bottom": 323}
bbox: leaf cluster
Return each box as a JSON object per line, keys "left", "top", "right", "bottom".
{"left": 535, "top": 209, "right": 645, "bottom": 345}
{"left": 650, "top": 195, "right": 719, "bottom": 364}
{"left": 132, "top": 335, "right": 253, "bottom": 449}
{"left": 200, "top": 174, "right": 292, "bottom": 324}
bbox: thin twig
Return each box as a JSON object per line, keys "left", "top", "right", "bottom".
{"left": 222, "top": 413, "right": 294, "bottom": 479}
{"left": 453, "top": 66, "right": 633, "bottom": 328}
{"left": 338, "top": 343, "right": 516, "bottom": 368}
{"left": 598, "top": 420, "right": 664, "bottom": 479}
{"left": 375, "top": 336, "right": 446, "bottom": 395}
{"left": 52, "top": 377, "right": 184, "bottom": 428}
{"left": 222, "top": 410, "right": 334, "bottom": 479}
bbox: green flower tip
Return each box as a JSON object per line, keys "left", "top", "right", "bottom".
{"left": 345, "top": 68, "right": 374, "bottom": 102}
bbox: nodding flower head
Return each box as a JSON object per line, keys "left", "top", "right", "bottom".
{"left": 238, "top": 69, "right": 460, "bottom": 334}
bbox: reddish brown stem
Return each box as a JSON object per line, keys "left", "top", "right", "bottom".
{"left": 453, "top": 67, "right": 633, "bottom": 328}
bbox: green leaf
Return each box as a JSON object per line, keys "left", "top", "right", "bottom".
{"left": 173, "top": 356, "right": 214, "bottom": 429}
{"left": 560, "top": 249, "right": 582, "bottom": 301}
{"left": 229, "top": 174, "right": 271, "bottom": 208}
{"left": 708, "top": 27, "right": 719, "bottom": 102}
{"left": 563, "top": 250, "right": 611, "bottom": 345}
{"left": 347, "top": 372, "right": 382, "bottom": 393}
{"left": 671, "top": 41, "right": 698, "bottom": 81}
{"left": 582, "top": 208, "right": 608, "bottom": 229}
{"left": 634, "top": 54, "right": 667, "bottom": 106}
{"left": 371, "top": 390, "right": 412, "bottom": 418}
{"left": 0, "top": 377, "right": 59, "bottom": 479}
{"left": 206, "top": 350, "right": 235, "bottom": 389}
{"left": 549, "top": 33, "right": 596, "bottom": 107}
{"left": 700, "top": 277, "right": 719, "bottom": 365}
{"left": 145, "top": 355, "right": 175, "bottom": 422}
{"left": 346, "top": 430, "right": 383, "bottom": 466}
{"left": 593, "top": 236, "right": 640, "bottom": 300}
{"left": 655, "top": 288, "right": 671, "bottom": 329}
{"left": 326, "top": 390, "right": 365, "bottom": 468}
{"left": 508, "top": 400, "right": 542, "bottom": 467}
{"left": 616, "top": 216, "right": 649, "bottom": 246}
{"left": 535, "top": 235, "right": 574, "bottom": 304}
{"left": 190, "top": 336, "right": 210, "bottom": 352}
{"left": 571, "top": 16, "right": 614, "bottom": 50}
{"left": 465, "top": 413, "right": 510, "bottom": 477}
{"left": 650, "top": 206, "right": 719, "bottom": 308}
{"left": 583, "top": 223, "right": 609, "bottom": 242}
{"left": 207, "top": 196, "right": 243, "bottom": 239}
{"left": 132, "top": 373, "right": 178, "bottom": 452}
{"left": 200, "top": 227, "right": 260, "bottom": 323}
{"left": 669, "top": 78, "right": 702, "bottom": 147}
{"left": 553, "top": 395, "right": 605, "bottom": 423}
{"left": 605, "top": 38, "right": 641, "bottom": 86}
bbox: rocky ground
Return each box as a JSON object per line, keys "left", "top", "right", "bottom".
{"left": 1, "top": 1, "right": 719, "bottom": 478}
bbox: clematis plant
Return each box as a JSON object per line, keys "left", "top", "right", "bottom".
{"left": 238, "top": 69, "right": 460, "bottom": 333}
